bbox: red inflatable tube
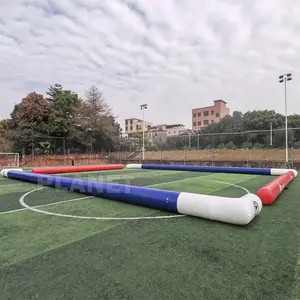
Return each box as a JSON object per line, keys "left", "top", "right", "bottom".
{"left": 256, "top": 171, "right": 295, "bottom": 205}
{"left": 32, "top": 164, "right": 124, "bottom": 174}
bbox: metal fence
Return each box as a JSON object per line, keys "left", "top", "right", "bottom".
{"left": 108, "top": 128, "right": 300, "bottom": 167}
{"left": 26, "top": 128, "right": 300, "bottom": 167}
{"left": 114, "top": 128, "right": 300, "bottom": 150}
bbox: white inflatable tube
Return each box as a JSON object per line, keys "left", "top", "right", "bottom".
{"left": 0, "top": 168, "right": 23, "bottom": 177}
{"left": 270, "top": 168, "right": 298, "bottom": 177}
{"left": 3, "top": 168, "right": 262, "bottom": 225}
{"left": 126, "top": 164, "right": 142, "bottom": 169}
{"left": 177, "top": 193, "right": 262, "bottom": 225}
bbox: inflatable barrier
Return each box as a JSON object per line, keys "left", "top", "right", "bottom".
{"left": 32, "top": 164, "right": 124, "bottom": 174}
{"left": 1, "top": 169, "right": 262, "bottom": 225}
{"left": 256, "top": 171, "right": 295, "bottom": 205}
{"left": 0, "top": 168, "right": 23, "bottom": 176}
{"left": 127, "top": 164, "right": 297, "bottom": 176}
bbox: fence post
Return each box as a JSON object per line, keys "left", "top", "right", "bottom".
{"left": 247, "top": 133, "right": 250, "bottom": 167}
{"left": 212, "top": 135, "right": 215, "bottom": 166}
{"left": 63, "top": 138, "right": 66, "bottom": 156}
{"left": 292, "top": 129, "right": 294, "bottom": 169}
{"left": 247, "top": 148, "right": 250, "bottom": 167}
{"left": 184, "top": 149, "right": 186, "bottom": 165}
{"left": 292, "top": 146, "right": 294, "bottom": 169}
{"left": 160, "top": 150, "right": 162, "bottom": 163}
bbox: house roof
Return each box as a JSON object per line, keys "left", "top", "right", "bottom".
{"left": 146, "top": 129, "right": 167, "bottom": 133}
{"left": 125, "top": 118, "right": 152, "bottom": 123}
{"left": 125, "top": 118, "right": 142, "bottom": 121}
{"left": 192, "top": 99, "right": 227, "bottom": 111}
{"left": 214, "top": 99, "right": 227, "bottom": 104}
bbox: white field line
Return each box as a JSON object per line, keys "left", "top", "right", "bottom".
{"left": 19, "top": 189, "right": 186, "bottom": 221}
{"left": 1, "top": 173, "right": 242, "bottom": 216}
{"left": 18, "top": 174, "right": 250, "bottom": 221}
{"left": 208, "top": 180, "right": 250, "bottom": 194}
{"left": 58, "top": 169, "right": 189, "bottom": 178}
{"left": 0, "top": 190, "right": 93, "bottom": 215}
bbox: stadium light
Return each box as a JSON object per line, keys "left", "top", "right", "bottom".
{"left": 140, "top": 104, "right": 148, "bottom": 160}
{"left": 279, "top": 73, "right": 293, "bottom": 163}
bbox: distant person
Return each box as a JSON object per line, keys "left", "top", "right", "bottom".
{"left": 71, "top": 159, "right": 75, "bottom": 166}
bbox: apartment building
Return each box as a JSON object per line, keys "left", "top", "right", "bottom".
{"left": 124, "top": 118, "right": 152, "bottom": 135}
{"left": 192, "top": 99, "right": 230, "bottom": 131}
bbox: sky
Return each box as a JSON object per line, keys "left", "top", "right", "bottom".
{"left": 0, "top": 0, "right": 299, "bottom": 129}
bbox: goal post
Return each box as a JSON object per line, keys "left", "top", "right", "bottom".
{"left": 0, "top": 153, "right": 20, "bottom": 168}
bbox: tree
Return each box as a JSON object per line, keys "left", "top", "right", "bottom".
{"left": 0, "top": 119, "right": 10, "bottom": 151}
{"left": 162, "top": 109, "right": 298, "bottom": 150}
{"left": 46, "top": 83, "right": 81, "bottom": 138}
{"left": 194, "top": 110, "right": 287, "bottom": 149}
{"left": 71, "top": 85, "right": 121, "bottom": 152}
{"left": 6, "top": 92, "right": 50, "bottom": 153}
{"left": 166, "top": 135, "right": 188, "bottom": 150}
{"left": 243, "top": 110, "right": 284, "bottom": 131}
{"left": 85, "top": 85, "right": 111, "bottom": 116}
{"left": 287, "top": 114, "right": 300, "bottom": 146}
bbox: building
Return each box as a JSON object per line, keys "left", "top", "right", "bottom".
{"left": 147, "top": 129, "right": 168, "bottom": 146}
{"left": 124, "top": 118, "right": 152, "bottom": 135}
{"left": 149, "top": 124, "right": 187, "bottom": 136}
{"left": 120, "top": 132, "right": 129, "bottom": 139}
{"left": 192, "top": 99, "right": 229, "bottom": 131}
{"left": 178, "top": 128, "right": 192, "bottom": 136}
{"left": 155, "top": 124, "right": 187, "bottom": 136}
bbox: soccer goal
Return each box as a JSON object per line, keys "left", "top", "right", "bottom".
{"left": 0, "top": 153, "right": 20, "bottom": 168}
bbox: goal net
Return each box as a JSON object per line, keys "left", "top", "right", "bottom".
{"left": 0, "top": 153, "right": 20, "bottom": 168}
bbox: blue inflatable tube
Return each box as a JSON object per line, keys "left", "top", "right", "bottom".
{"left": 128, "top": 164, "right": 272, "bottom": 175}
{"left": 5, "top": 170, "right": 180, "bottom": 212}
{"left": 1, "top": 169, "right": 263, "bottom": 225}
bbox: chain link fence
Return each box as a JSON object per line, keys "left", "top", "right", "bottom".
{"left": 108, "top": 128, "right": 300, "bottom": 168}
{"left": 22, "top": 128, "right": 300, "bottom": 168}
{"left": 20, "top": 134, "right": 107, "bottom": 167}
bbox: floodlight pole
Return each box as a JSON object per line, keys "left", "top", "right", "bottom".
{"left": 284, "top": 79, "right": 288, "bottom": 161}
{"left": 140, "top": 104, "right": 148, "bottom": 161}
{"left": 279, "top": 73, "right": 292, "bottom": 163}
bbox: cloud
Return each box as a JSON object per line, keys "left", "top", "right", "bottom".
{"left": 0, "top": 0, "right": 299, "bottom": 129}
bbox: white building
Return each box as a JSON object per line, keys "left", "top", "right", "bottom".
{"left": 154, "top": 124, "right": 186, "bottom": 136}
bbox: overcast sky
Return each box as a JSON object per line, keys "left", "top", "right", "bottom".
{"left": 0, "top": 0, "right": 299, "bottom": 129}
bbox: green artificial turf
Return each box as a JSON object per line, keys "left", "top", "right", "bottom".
{"left": 0, "top": 169, "right": 299, "bottom": 300}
